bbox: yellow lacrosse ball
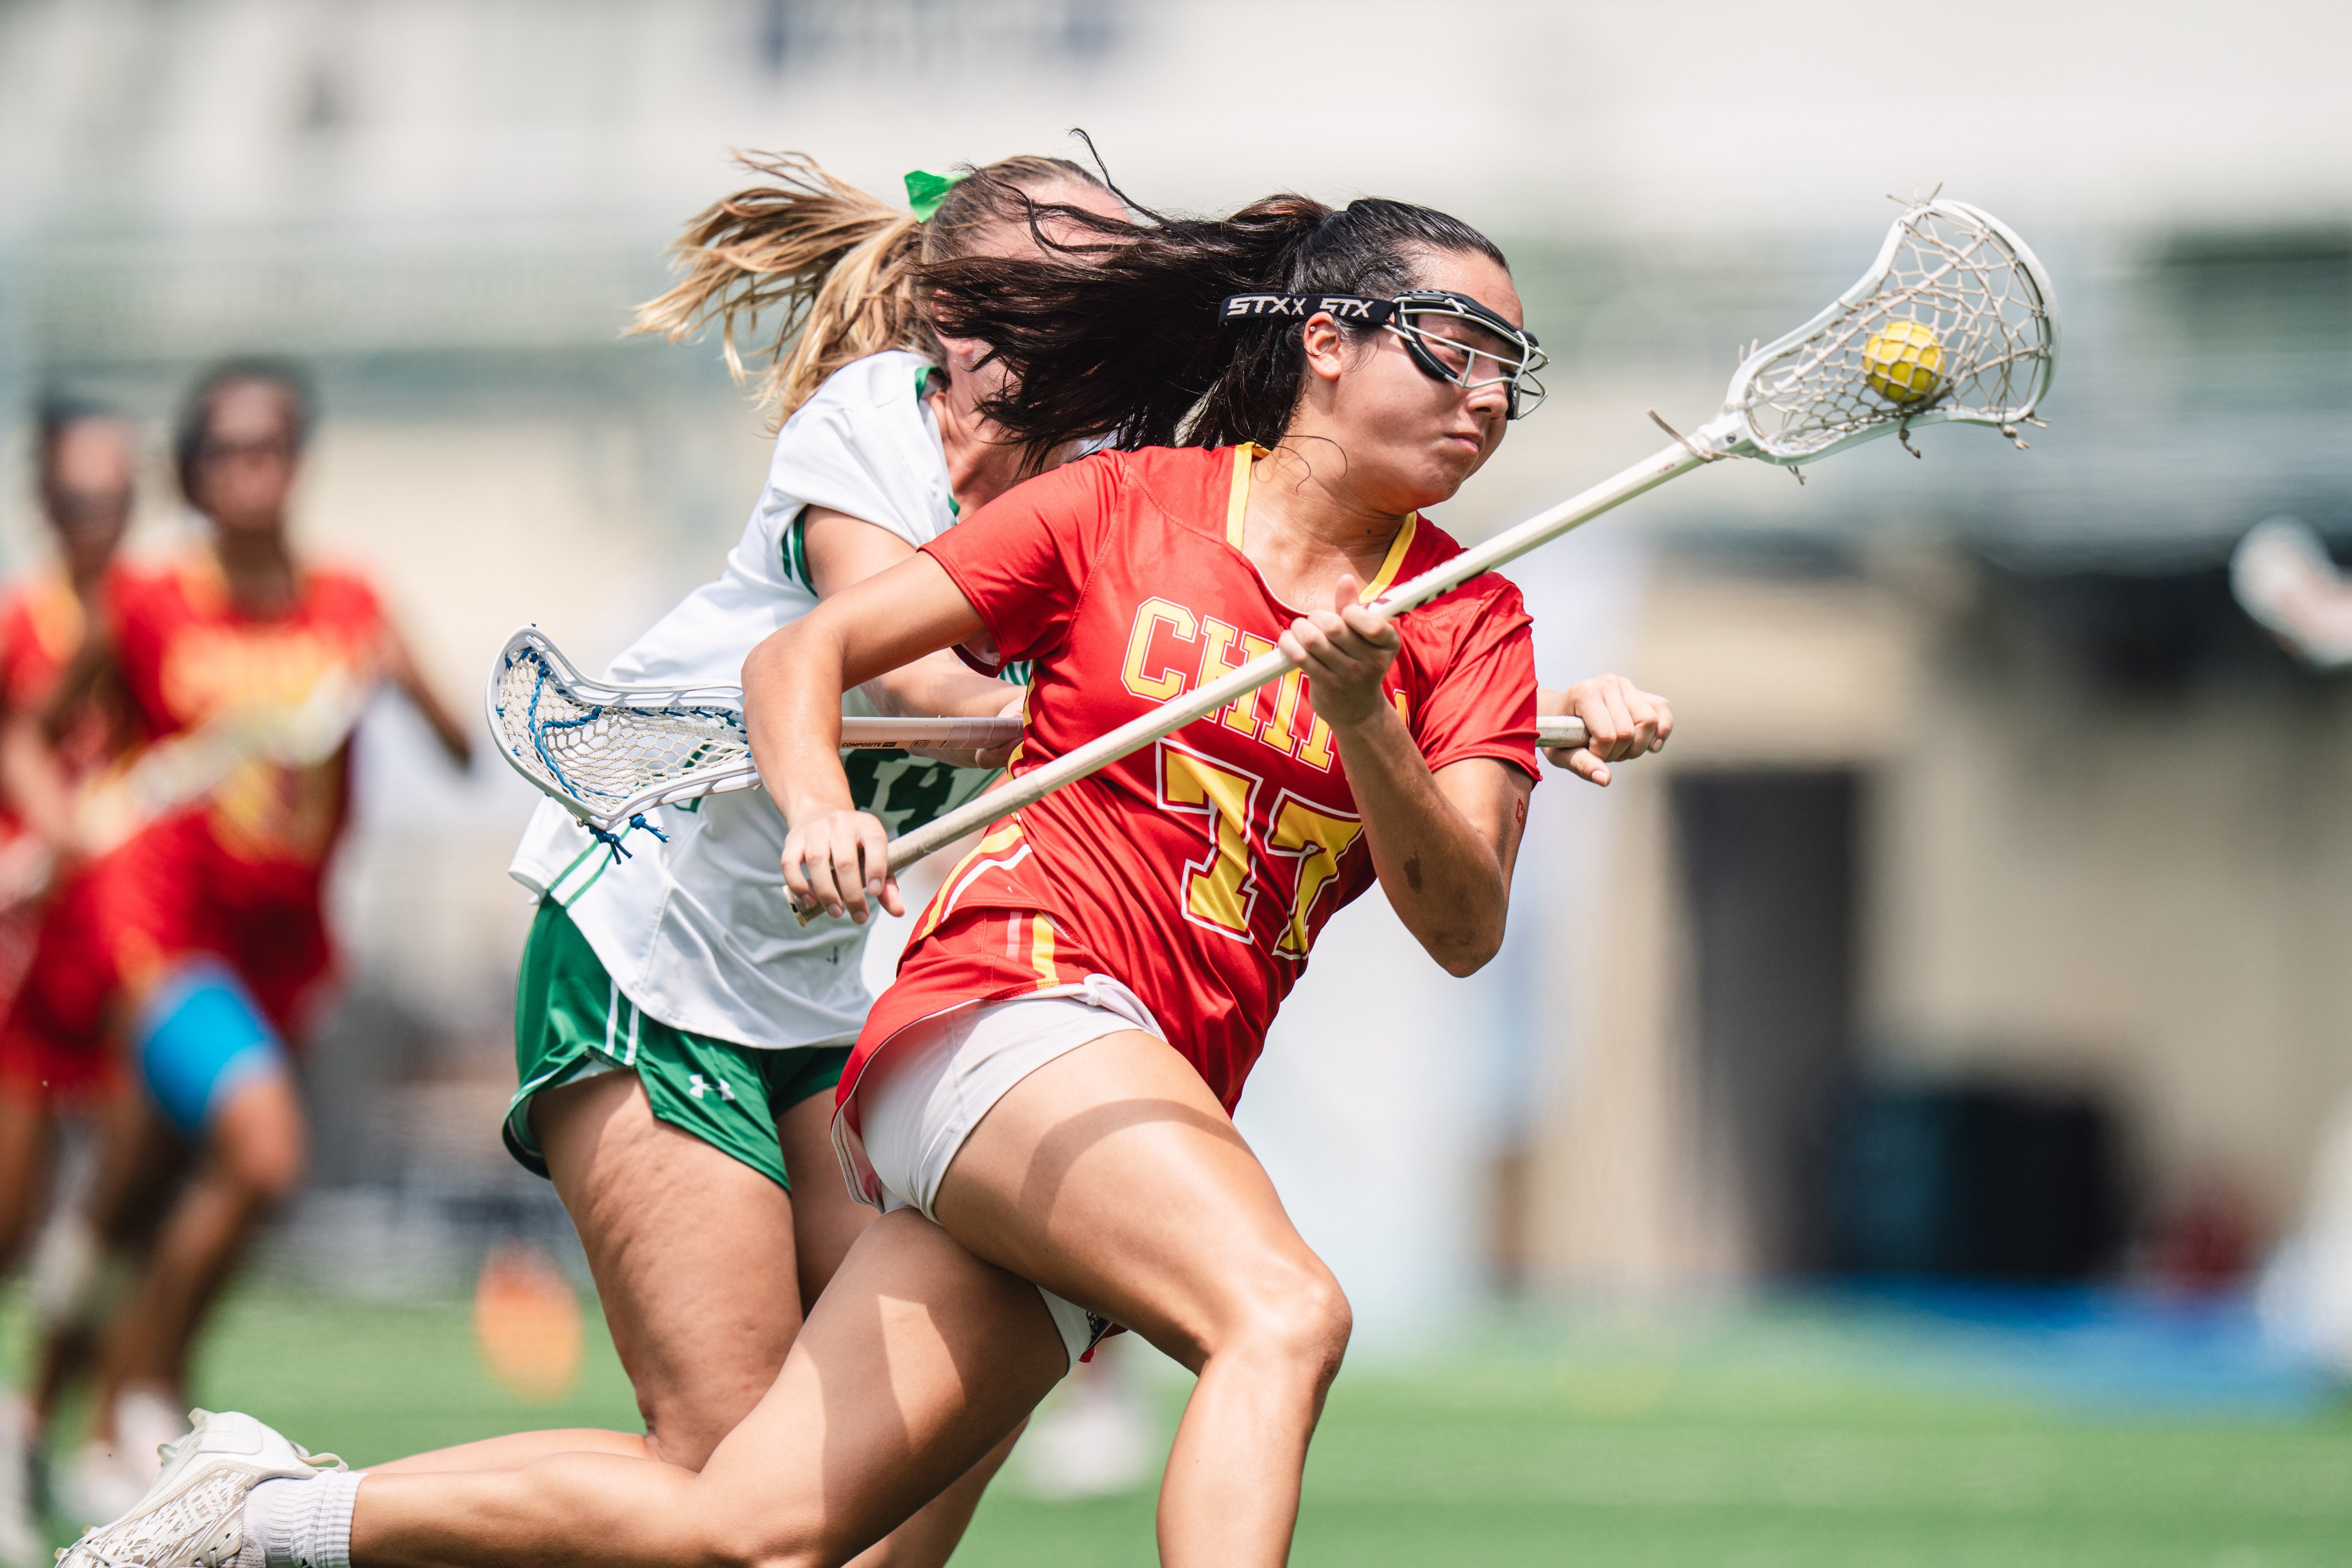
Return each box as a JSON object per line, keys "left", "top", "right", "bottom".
{"left": 1861, "top": 319, "right": 1945, "bottom": 404}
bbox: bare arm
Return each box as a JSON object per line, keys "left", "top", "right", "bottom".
{"left": 35, "top": 633, "right": 115, "bottom": 748}
{"left": 1282, "top": 577, "right": 1528, "bottom": 977}
{"left": 802, "top": 507, "right": 1025, "bottom": 743}
{"left": 0, "top": 708, "right": 76, "bottom": 849}
{"left": 376, "top": 619, "right": 474, "bottom": 768}
{"left": 3, "top": 634, "right": 121, "bottom": 849}
{"left": 743, "top": 553, "right": 987, "bottom": 924}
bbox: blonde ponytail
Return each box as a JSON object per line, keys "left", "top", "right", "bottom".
{"left": 632, "top": 152, "right": 923, "bottom": 424}
{"left": 634, "top": 149, "right": 1108, "bottom": 426}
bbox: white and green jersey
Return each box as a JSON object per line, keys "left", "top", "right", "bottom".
{"left": 509, "top": 350, "right": 1002, "bottom": 1051}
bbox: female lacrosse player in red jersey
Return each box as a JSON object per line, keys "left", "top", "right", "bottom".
{"left": 754, "top": 205, "right": 1560, "bottom": 1568}
{"left": 58, "top": 193, "right": 1668, "bottom": 1568}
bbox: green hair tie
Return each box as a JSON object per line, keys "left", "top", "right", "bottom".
{"left": 904, "top": 168, "right": 966, "bottom": 223}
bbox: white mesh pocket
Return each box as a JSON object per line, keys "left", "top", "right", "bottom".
{"left": 1726, "top": 199, "right": 2057, "bottom": 463}
{"left": 487, "top": 631, "right": 759, "bottom": 833}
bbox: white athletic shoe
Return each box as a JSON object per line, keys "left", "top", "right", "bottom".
{"left": 55, "top": 1410, "right": 342, "bottom": 1568}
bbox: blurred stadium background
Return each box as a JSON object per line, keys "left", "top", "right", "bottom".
{"left": 5, "top": 1, "right": 2351, "bottom": 1562}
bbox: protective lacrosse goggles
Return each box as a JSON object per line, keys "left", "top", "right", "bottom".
{"left": 1220, "top": 289, "right": 1548, "bottom": 419}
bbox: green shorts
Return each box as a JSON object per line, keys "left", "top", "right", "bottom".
{"left": 503, "top": 900, "right": 851, "bottom": 1191}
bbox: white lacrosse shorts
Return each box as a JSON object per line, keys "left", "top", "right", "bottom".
{"left": 844, "top": 978, "right": 1162, "bottom": 1369}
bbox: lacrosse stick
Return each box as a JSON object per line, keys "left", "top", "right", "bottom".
{"left": 0, "top": 664, "right": 375, "bottom": 911}
{"left": 485, "top": 627, "right": 1598, "bottom": 834}
{"left": 803, "top": 197, "right": 2056, "bottom": 914}
{"left": 487, "top": 628, "right": 1030, "bottom": 835}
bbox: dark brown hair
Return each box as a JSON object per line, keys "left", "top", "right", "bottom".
{"left": 918, "top": 193, "right": 1510, "bottom": 462}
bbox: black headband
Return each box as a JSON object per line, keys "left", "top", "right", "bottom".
{"left": 1219, "top": 293, "right": 1396, "bottom": 326}
{"left": 1218, "top": 290, "right": 1539, "bottom": 349}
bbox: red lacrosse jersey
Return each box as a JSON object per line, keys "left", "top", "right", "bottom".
{"left": 105, "top": 553, "right": 387, "bottom": 875}
{"left": 847, "top": 444, "right": 1538, "bottom": 1118}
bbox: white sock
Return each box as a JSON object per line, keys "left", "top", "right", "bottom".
{"left": 235, "top": 1470, "right": 367, "bottom": 1568}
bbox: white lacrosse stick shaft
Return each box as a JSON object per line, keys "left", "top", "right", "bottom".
{"left": 482, "top": 623, "right": 1588, "bottom": 838}
{"left": 837, "top": 717, "right": 1027, "bottom": 751}
{"left": 878, "top": 427, "right": 1724, "bottom": 879}
{"left": 843, "top": 714, "right": 1586, "bottom": 755}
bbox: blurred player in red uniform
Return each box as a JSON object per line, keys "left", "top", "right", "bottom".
{"left": 0, "top": 403, "right": 138, "bottom": 1111}
{"left": 22, "top": 364, "right": 472, "bottom": 1518}
{"left": 0, "top": 399, "right": 142, "bottom": 1565}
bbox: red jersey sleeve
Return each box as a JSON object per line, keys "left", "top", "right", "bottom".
{"left": 920, "top": 452, "right": 1121, "bottom": 670}
{"left": 1411, "top": 578, "right": 1540, "bottom": 783}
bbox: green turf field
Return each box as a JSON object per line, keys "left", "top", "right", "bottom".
{"left": 146, "top": 1286, "right": 2352, "bottom": 1566}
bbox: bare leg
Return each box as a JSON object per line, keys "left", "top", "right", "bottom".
{"left": 330, "top": 1031, "right": 1338, "bottom": 1568}
{"left": 375, "top": 1068, "right": 800, "bottom": 1476}
{"left": 841, "top": 1429, "right": 1018, "bottom": 1568}
{"left": 93, "top": 1072, "right": 305, "bottom": 1422}
{"left": 774, "top": 1092, "right": 1020, "bottom": 1568}
{"left": 933, "top": 1032, "right": 1349, "bottom": 1567}
{"left": 371, "top": 1432, "right": 653, "bottom": 1476}
{"left": 528, "top": 1071, "right": 803, "bottom": 1469}
{"left": 352, "top": 1210, "right": 1065, "bottom": 1568}
{"left": 373, "top": 1074, "right": 1014, "bottom": 1568}
{"left": 35, "top": 1095, "right": 185, "bottom": 1430}
{"left": 774, "top": 1090, "right": 877, "bottom": 1305}
{"left": 76, "top": 1091, "right": 188, "bottom": 1258}
{"left": 0, "top": 1091, "right": 52, "bottom": 1267}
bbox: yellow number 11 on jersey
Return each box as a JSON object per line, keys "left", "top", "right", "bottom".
{"left": 1158, "top": 743, "right": 1364, "bottom": 957}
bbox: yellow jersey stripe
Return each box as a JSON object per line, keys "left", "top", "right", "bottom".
{"left": 1225, "top": 444, "right": 1255, "bottom": 548}
{"left": 1029, "top": 914, "right": 1060, "bottom": 988}
{"left": 913, "top": 821, "right": 1025, "bottom": 941}
{"left": 1361, "top": 511, "right": 1418, "bottom": 603}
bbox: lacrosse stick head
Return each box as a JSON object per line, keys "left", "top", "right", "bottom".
{"left": 1719, "top": 198, "right": 2058, "bottom": 465}
{"left": 486, "top": 627, "right": 757, "bottom": 833}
